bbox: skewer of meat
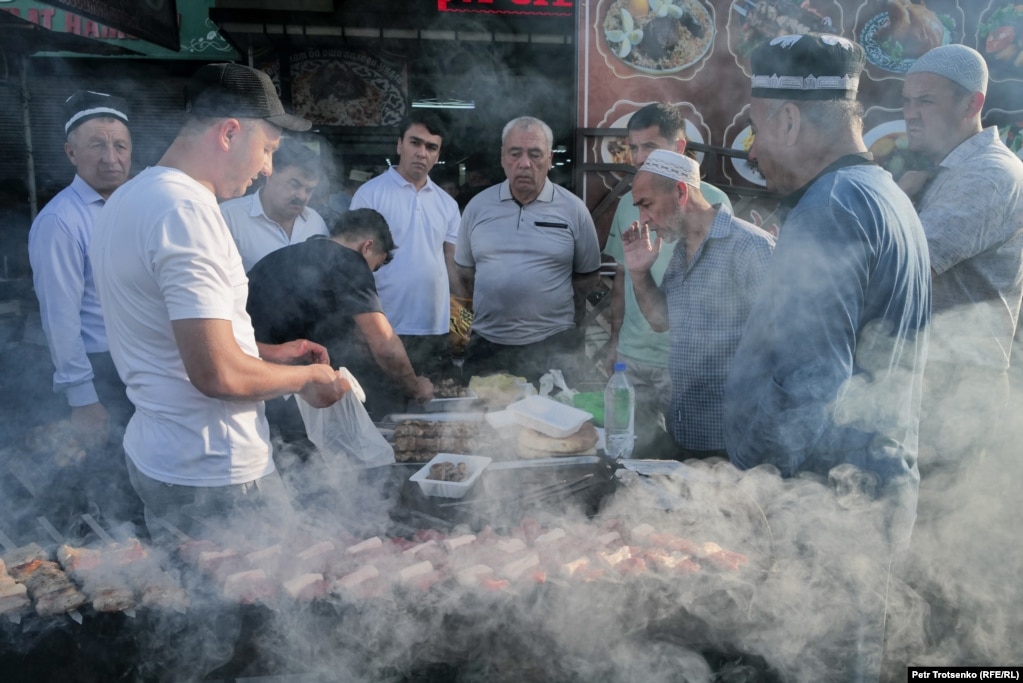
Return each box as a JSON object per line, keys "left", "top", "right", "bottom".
{"left": 7, "top": 556, "right": 88, "bottom": 617}
{"left": 0, "top": 558, "right": 31, "bottom": 617}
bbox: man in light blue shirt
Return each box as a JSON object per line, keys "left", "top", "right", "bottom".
{"left": 28, "top": 90, "right": 138, "bottom": 522}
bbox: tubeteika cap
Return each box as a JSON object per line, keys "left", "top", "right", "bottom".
{"left": 639, "top": 149, "right": 700, "bottom": 188}
{"left": 64, "top": 90, "right": 130, "bottom": 136}
{"left": 185, "top": 62, "right": 311, "bottom": 132}
{"left": 907, "top": 44, "right": 988, "bottom": 95}
{"left": 750, "top": 33, "right": 864, "bottom": 101}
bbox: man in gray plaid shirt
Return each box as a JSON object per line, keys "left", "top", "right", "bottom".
{"left": 621, "top": 150, "right": 774, "bottom": 460}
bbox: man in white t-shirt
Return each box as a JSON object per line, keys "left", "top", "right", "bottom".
{"left": 350, "top": 114, "right": 461, "bottom": 418}
{"left": 221, "top": 137, "right": 328, "bottom": 272}
{"left": 91, "top": 63, "right": 350, "bottom": 540}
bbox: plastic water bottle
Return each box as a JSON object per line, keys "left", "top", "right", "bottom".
{"left": 604, "top": 362, "right": 635, "bottom": 459}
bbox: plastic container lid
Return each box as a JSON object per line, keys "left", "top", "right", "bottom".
{"left": 613, "top": 362, "right": 627, "bottom": 372}
{"left": 507, "top": 395, "right": 592, "bottom": 438}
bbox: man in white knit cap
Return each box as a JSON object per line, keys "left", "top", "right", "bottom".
{"left": 621, "top": 149, "right": 774, "bottom": 460}
{"left": 900, "top": 44, "right": 1023, "bottom": 665}
{"left": 901, "top": 45, "right": 1023, "bottom": 474}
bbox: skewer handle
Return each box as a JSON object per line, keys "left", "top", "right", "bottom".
{"left": 37, "top": 516, "right": 64, "bottom": 544}
{"left": 81, "top": 513, "right": 116, "bottom": 545}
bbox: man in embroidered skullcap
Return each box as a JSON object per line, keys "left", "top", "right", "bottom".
{"left": 28, "top": 90, "right": 142, "bottom": 525}
{"left": 722, "top": 33, "right": 932, "bottom": 679}
{"left": 899, "top": 44, "right": 1023, "bottom": 473}
{"left": 899, "top": 43, "right": 1023, "bottom": 666}
{"left": 619, "top": 150, "right": 773, "bottom": 460}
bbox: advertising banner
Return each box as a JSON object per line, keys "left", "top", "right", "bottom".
{"left": 578, "top": 0, "right": 1023, "bottom": 222}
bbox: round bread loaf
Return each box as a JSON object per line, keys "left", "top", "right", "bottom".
{"left": 517, "top": 421, "right": 598, "bottom": 455}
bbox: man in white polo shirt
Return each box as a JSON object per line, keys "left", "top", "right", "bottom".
{"left": 350, "top": 114, "right": 461, "bottom": 418}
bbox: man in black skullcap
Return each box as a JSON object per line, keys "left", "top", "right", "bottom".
{"left": 28, "top": 90, "right": 141, "bottom": 525}
{"left": 722, "top": 34, "right": 932, "bottom": 680}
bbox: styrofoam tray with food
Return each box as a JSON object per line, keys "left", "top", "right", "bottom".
{"left": 506, "top": 396, "right": 593, "bottom": 438}
{"left": 410, "top": 453, "right": 491, "bottom": 498}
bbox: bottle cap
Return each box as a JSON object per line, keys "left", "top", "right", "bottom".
{"left": 613, "top": 362, "right": 626, "bottom": 372}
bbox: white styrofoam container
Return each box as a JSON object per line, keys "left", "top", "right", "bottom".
{"left": 409, "top": 453, "right": 491, "bottom": 498}
{"left": 506, "top": 395, "right": 592, "bottom": 438}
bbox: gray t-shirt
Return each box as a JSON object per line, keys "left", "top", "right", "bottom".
{"left": 919, "top": 127, "right": 1023, "bottom": 369}
{"left": 456, "top": 179, "right": 601, "bottom": 345}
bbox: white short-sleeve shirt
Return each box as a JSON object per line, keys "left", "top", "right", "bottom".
{"left": 91, "top": 166, "right": 273, "bottom": 487}
{"left": 350, "top": 167, "right": 460, "bottom": 336}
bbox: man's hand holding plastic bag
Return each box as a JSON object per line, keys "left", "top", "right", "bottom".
{"left": 297, "top": 367, "right": 394, "bottom": 470}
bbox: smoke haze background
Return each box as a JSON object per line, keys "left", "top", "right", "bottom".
{"left": 0, "top": 10, "right": 1021, "bottom": 680}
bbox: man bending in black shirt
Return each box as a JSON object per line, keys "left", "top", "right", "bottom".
{"left": 247, "top": 208, "right": 434, "bottom": 431}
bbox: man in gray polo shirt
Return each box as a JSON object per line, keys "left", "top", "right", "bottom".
{"left": 456, "top": 116, "right": 601, "bottom": 384}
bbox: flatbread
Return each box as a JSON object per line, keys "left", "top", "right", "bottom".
{"left": 519, "top": 444, "right": 598, "bottom": 459}
{"left": 517, "top": 422, "right": 598, "bottom": 455}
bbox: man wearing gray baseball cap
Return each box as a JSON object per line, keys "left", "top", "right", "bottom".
{"left": 90, "top": 63, "right": 349, "bottom": 543}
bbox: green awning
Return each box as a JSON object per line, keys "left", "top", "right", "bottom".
{"left": 0, "top": 0, "right": 239, "bottom": 60}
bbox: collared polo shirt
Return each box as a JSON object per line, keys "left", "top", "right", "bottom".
{"left": 350, "top": 167, "right": 460, "bottom": 336}
{"left": 918, "top": 126, "right": 1023, "bottom": 369}
{"left": 604, "top": 182, "right": 733, "bottom": 367}
{"left": 456, "top": 179, "right": 601, "bottom": 345}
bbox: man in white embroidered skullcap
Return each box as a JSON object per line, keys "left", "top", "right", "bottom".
{"left": 900, "top": 43, "right": 1023, "bottom": 665}
{"left": 901, "top": 45, "right": 1023, "bottom": 446}
{"left": 620, "top": 149, "right": 774, "bottom": 461}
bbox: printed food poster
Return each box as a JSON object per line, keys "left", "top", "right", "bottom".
{"left": 978, "top": 1, "right": 1023, "bottom": 82}
{"left": 596, "top": 0, "right": 717, "bottom": 79}
{"left": 854, "top": 0, "right": 965, "bottom": 81}
{"left": 726, "top": 0, "right": 846, "bottom": 77}
{"left": 577, "top": 0, "right": 1022, "bottom": 225}
{"left": 721, "top": 105, "right": 766, "bottom": 187}
{"left": 990, "top": 109, "right": 1023, "bottom": 158}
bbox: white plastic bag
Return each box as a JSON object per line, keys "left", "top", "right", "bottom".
{"left": 297, "top": 377, "right": 393, "bottom": 470}
{"left": 539, "top": 368, "right": 578, "bottom": 405}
